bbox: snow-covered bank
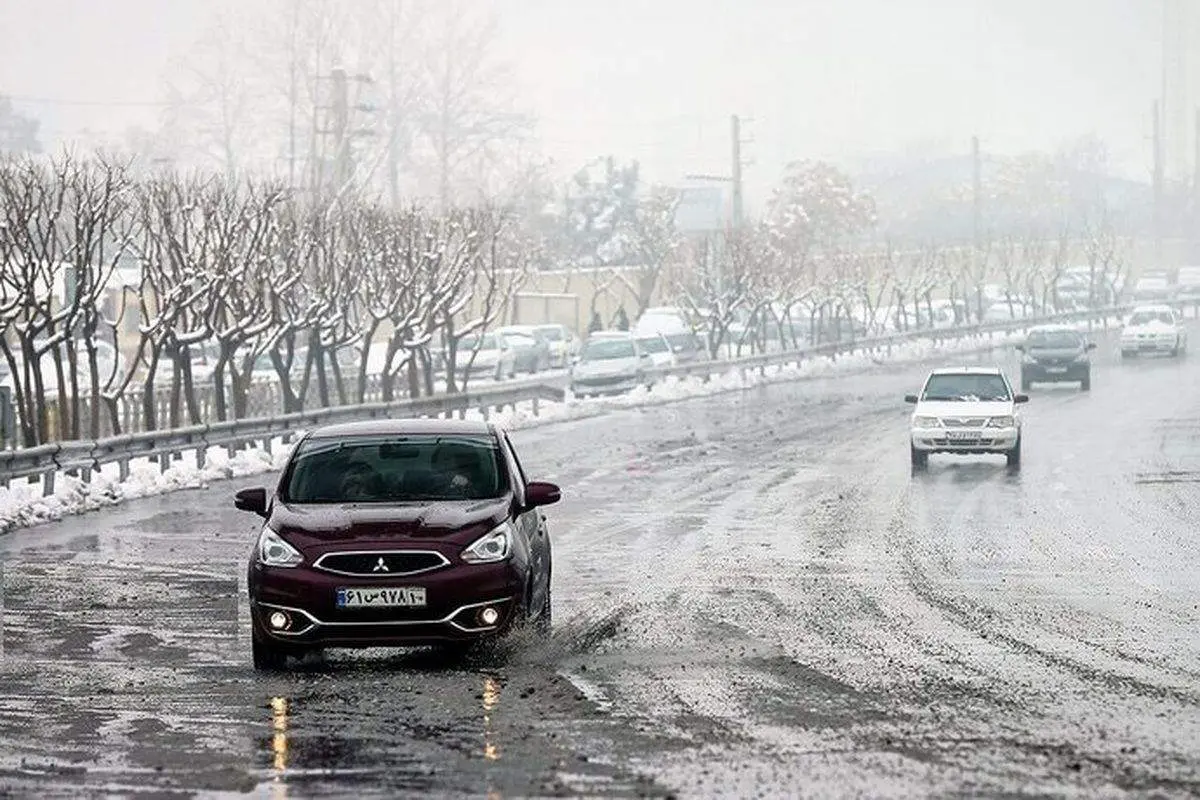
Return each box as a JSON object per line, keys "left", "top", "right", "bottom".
{"left": 0, "top": 323, "right": 1103, "bottom": 535}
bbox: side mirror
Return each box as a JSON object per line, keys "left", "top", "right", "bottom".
{"left": 524, "top": 481, "right": 561, "bottom": 508}
{"left": 234, "top": 486, "right": 269, "bottom": 518}
{"left": 904, "top": 394, "right": 919, "bottom": 404}
{"left": 1014, "top": 394, "right": 1030, "bottom": 404}
{"left": 1086, "top": 342, "right": 1097, "bottom": 350}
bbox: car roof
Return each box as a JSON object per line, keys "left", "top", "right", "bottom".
{"left": 1130, "top": 304, "right": 1175, "bottom": 313}
{"left": 928, "top": 366, "right": 1004, "bottom": 376}
{"left": 590, "top": 331, "right": 634, "bottom": 339}
{"left": 306, "top": 417, "right": 496, "bottom": 440}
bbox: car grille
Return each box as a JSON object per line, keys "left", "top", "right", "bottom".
{"left": 576, "top": 373, "right": 633, "bottom": 387}
{"left": 941, "top": 417, "right": 988, "bottom": 428}
{"left": 314, "top": 550, "right": 449, "bottom": 577}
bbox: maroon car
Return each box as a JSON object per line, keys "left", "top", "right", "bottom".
{"left": 233, "top": 418, "right": 560, "bottom": 670}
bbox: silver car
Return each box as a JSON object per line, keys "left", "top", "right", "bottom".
{"left": 569, "top": 333, "right": 654, "bottom": 397}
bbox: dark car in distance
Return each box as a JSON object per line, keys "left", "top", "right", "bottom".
{"left": 1017, "top": 325, "right": 1096, "bottom": 391}
{"left": 234, "top": 418, "right": 560, "bottom": 670}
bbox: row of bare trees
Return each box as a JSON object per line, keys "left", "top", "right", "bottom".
{"left": 0, "top": 154, "right": 535, "bottom": 446}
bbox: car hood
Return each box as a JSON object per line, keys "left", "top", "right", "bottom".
{"left": 269, "top": 498, "right": 510, "bottom": 548}
{"left": 574, "top": 357, "right": 639, "bottom": 375}
{"left": 1123, "top": 322, "right": 1175, "bottom": 334}
{"left": 914, "top": 400, "right": 1015, "bottom": 417}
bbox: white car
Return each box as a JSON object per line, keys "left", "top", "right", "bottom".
{"left": 906, "top": 366, "right": 1028, "bottom": 470}
{"left": 457, "top": 331, "right": 517, "bottom": 380}
{"left": 533, "top": 323, "right": 580, "bottom": 368}
{"left": 569, "top": 332, "right": 654, "bottom": 397}
{"left": 634, "top": 332, "right": 677, "bottom": 368}
{"left": 1119, "top": 305, "right": 1187, "bottom": 358}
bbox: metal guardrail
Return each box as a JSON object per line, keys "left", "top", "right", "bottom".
{"left": 0, "top": 303, "right": 1136, "bottom": 495}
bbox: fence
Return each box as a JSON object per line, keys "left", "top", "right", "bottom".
{"left": 0, "top": 303, "right": 1141, "bottom": 495}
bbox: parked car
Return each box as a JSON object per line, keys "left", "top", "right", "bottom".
{"left": 1017, "top": 325, "right": 1096, "bottom": 391}
{"left": 569, "top": 331, "right": 654, "bottom": 397}
{"left": 456, "top": 332, "right": 517, "bottom": 380}
{"left": 235, "top": 417, "right": 561, "bottom": 670}
{"left": 533, "top": 324, "right": 581, "bottom": 368}
{"left": 1176, "top": 266, "right": 1200, "bottom": 302}
{"left": 1132, "top": 275, "right": 1173, "bottom": 302}
{"left": 1119, "top": 305, "right": 1187, "bottom": 358}
{"left": 499, "top": 327, "right": 552, "bottom": 374}
{"left": 635, "top": 332, "right": 678, "bottom": 368}
{"left": 906, "top": 366, "right": 1028, "bottom": 471}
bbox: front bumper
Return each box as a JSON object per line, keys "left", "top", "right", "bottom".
{"left": 570, "top": 373, "right": 642, "bottom": 395}
{"left": 910, "top": 426, "right": 1019, "bottom": 454}
{"left": 1022, "top": 361, "right": 1088, "bottom": 382}
{"left": 1121, "top": 336, "right": 1177, "bottom": 353}
{"left": 249, "top": 558, "right": 524, "bottom": 648}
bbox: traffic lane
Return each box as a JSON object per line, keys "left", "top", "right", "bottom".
{"left": 514, "top": 326, "right": 1200, "bottom": 796}
{"left": 0, "top": 342, "right": 1015, "bottom": 797}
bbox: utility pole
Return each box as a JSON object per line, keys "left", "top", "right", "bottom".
{"left": 731, "top": 114, "right": 744, "bottom": 228}
{"left": 971, "top": 135, "right": 982, "bottom": 254}
{"left": 287, "top": 1, "right": 298, "bottom": 189}
{"left": 1193, "top": 107, "right": 1200, "bottom": 262}
{"left": 1154, "top": 100, "right": 1164, "bottom": 267}
{"left": 314, "top": 68, "right": 375, "bottom": 201}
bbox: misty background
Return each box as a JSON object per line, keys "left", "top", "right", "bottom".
{"left": 0, "top": 0, "right": 1165, "bottom": 209}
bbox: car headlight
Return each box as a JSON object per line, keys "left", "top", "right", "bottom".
{"left": 461, "top": 522, "right": 513, "bottom": 564}
{"left": 986, "top": 416, "right": 1015, "bottom": 428}
{"left": 257, "top": 526, "right": 303, "bottom": 568}
{"left": 912, "top": 416, "right": 941, "bottom": 427}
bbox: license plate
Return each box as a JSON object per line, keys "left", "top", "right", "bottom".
{"left": 1045, "top": 367, "right": 1067, "bottom": 373}
{"left": 946, "top": 431, "right": 981, "bottom": 441}
{"left": 336, "top": 587, "right": 427, "bottom": 608}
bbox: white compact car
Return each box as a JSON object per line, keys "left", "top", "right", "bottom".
{"left": 1119, "top": 305, "right": 1187, "bottom": 358}
{"left": 569, "top": 332, "right": 654, "bottom": 397}
{"left": 906, "top": 366, "right": 1028, "bottom": 470}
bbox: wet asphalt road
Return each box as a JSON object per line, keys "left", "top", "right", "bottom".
{"left": 2, "top": 323, "right": 1200, "bottom": 798}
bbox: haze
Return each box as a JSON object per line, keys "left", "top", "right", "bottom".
{"left": 0, "top": 0, "right": 1161, "bottom": 205}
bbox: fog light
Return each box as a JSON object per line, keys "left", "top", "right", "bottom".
{"left": 479, "top": 607, "right": 499, "bottom": 626}
{"left": 269, "top": 611, "right": 289, "bottom": 630}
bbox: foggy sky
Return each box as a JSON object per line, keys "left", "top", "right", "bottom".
{"left": 0, "top": 0, "right": 1162, "bottom": 204}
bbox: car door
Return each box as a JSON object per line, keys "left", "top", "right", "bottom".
{"left": 502, "top": 432, "right": 551, "bottom": 612}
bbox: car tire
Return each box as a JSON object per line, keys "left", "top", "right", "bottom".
{"left": 251, "top": 630, "right": 290, "bottom": 671}
{"left": 1080, "top": 372, "right": 1090, "bottom": 391}
{"left": 1006, "top": 437, "right": 1022, "bottom": 469}
{"left": 910, "top": 445, "right": 928, "bottom": 471}
{"left": 535, "top": 583, "right": 552, "bottom": 635}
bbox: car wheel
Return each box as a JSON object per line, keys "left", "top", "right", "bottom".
{"left": 535, "top": 583, "right": 552, "bottom": 635}
{"left": 910, "top": 445, "right": 928, "bottom": 471}
{"left": 251, "top": 629, "right": 290, "bottom": 671}
{"left": 1080, "top": 371, "right": 1090, "bottom": 391}
{"left": 1006, "top": 437, "right": 1022, "bottom": 469}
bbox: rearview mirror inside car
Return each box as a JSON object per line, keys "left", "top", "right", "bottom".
{"left": 1014, "top": 394, "right": 1030, "bottom": 404}
{"left": 904, "top": 394, "right": 919, "bottom": 404}
{"left": 525, "top": 481, "right": 561, "bottom": 508}
{"left": 234, "top": 486, "right": 269, "bottom": 518}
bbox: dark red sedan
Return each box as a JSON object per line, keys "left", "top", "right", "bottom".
{"left": 233, "top": 418, "right": 560, "bottom": 670}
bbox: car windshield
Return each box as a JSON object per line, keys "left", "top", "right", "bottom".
{"left": 462, "top": 333, "right": 498, "bottom": 351}
{"left": 282, "top": 434, "right": 507, "bottom": 503}
{"left": 665, "top": 332, "right": 699, "bottom": 349}
{"left": 637, "top": 336, "right": 668, "bottom": 354}
{"left": 921, "top": 374, "right": 1011, "bottom": 402}
{"left": 1026, "top": 331, "right": 1082, "bottom": 348}
{"left": 503, "top": 333, "right": 535, "bottom": 347}
{"left": 536, "top": 326, "right": 563, "bottom": 341}
{"left": 1129, "top": 311, "right": 1174, "bottom": 326}
{"left": 582, "top": 338, "right": 636, "bottom": 360}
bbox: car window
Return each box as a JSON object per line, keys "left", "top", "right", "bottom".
{"left": 462, "top": 333, "right": 499, "bottom": 350}
{"left": 636, "top": 336, "right": 669, "bottom": 354}
{"left": 536, "top": 327, "right": 563, "bottom": 341}
{"left": 504, "top": 333, "right": 535, "bottom": 347}
{"left": 282, "top": 434, "right": 508, "bottom": 503}
{"left": 921, "top": 374, "right": 1011, "bottom": 402}
{"left": 581, "top": 338, "right": 636, "bottom": 360}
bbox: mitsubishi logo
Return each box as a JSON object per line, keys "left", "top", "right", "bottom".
{"left": 372, "top": 556, "right": 389, "bottom": 572}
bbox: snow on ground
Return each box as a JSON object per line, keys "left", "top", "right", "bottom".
{"left": 0, "top": 321, "right": 1113, "bottom": 535}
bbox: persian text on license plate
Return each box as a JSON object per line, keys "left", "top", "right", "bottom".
{"left": 336, "top": 587, "right": 427, "bottom": 608}
{"left": 947, "top": 431, "right": 981, "bottom": 441}
{"left": 1045, "top": 367, "right": 1068, "bottom": 373}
